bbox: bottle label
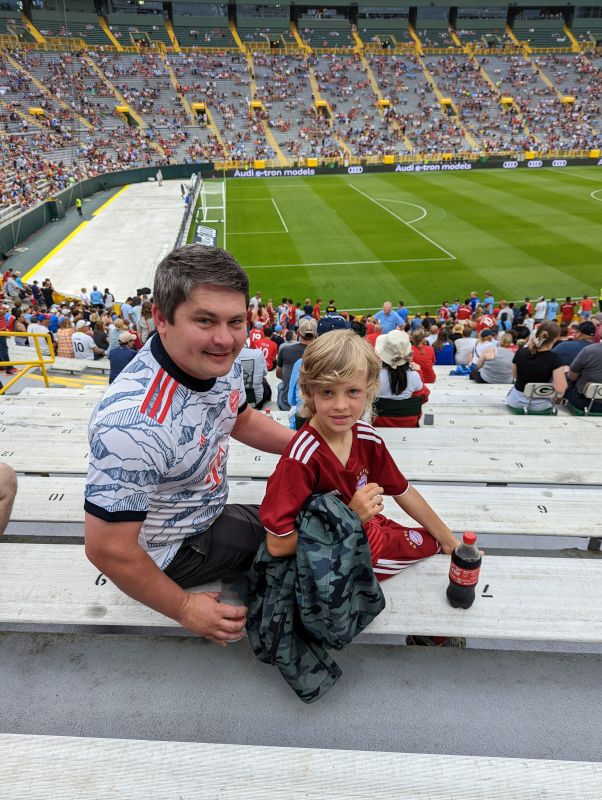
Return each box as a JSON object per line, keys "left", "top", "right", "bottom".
{"left": 449, "top": 563, "right": 480, "bottom": 587}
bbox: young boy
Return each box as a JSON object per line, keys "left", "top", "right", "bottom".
{"left": 259, "top": 329, "right": 459, "bottom": 580}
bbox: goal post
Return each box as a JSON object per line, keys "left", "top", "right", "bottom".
{"left": 197, "top": 180, "right": 226, "bottom": 224}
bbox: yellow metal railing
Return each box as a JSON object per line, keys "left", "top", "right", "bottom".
{"left": 0, "top": 331, "right": 55, "bottom": 395}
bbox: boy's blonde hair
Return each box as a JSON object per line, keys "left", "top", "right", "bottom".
{"left": 298, "top": 329, "right": 381, "bottom": 418}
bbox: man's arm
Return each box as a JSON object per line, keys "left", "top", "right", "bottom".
{"left": 84, "top": 514, "right": 247, "bottom": 644}
{"left": 393, "top": 485, "right": 459, "bottom": 554}
{"left": 231, "top": 406, "right": 294, "bottom": 453}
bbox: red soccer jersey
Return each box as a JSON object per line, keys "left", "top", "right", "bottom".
{"left": 581, "top": 298, "right": 593, "bottom": 312}
{"left": 561, "top": 302, "right": 575, "bottom": 321}
{"left": 257, "top": 335, "right": 277, "bottom": 370}
{"left": 312, "top": 303, "right": 321, "bottom": 320}
{"left": 259, "top": 421, "right": 409, "bottom": 536}
{"left": 477, "top": 314, "right": 495, "bottom": 332}
{"left": 456, "top": 306, "right": 471, "bottom": 320}
{"left": 249, "top": 329, "right": 263, "bottom": 348}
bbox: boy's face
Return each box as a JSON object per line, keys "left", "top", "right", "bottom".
{"left": 311, "top": 376, "right": 367, "bottom": 438}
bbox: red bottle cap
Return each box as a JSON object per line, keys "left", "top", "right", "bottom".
{"left": 463, "top": 531, "right": 477, "bottom": 545}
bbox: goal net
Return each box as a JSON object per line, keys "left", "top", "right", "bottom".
{"left": 198, "top": 180, "right": 225, "bottom": 223}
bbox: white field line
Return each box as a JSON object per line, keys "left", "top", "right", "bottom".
{"left": 272, "top": 198, "right": 289, "bottom": 232}
{"left": 564, "top": 171, "right": 602, "bottom": 183}
{"left": 374, "top": 198, "right": 427, "bottom": 223}
{"left": 229, "top": 230, "right": 288, "bottom": 236}
{"left": 591, "top": 189, "right": 602, "bottom": 202}
{"left": 349, "top": 183, "right": 456, "bottom": 260}
{"left": 243, "top": 257, "right": 452, "bottom": 270}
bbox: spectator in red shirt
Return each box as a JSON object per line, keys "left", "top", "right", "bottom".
{"left": 366, "top": 321, "right": 382, "bottom": 347}
{"left": 410, "top": 329, "right": 436, "bottom": 384}
{"left": 249, "top": 322, "right": 263, "bottom": 349}
{"left": 312, "top": 298, "right": 322, "bottom": 320}
{"left": 257, "top": 326, "right": 278, "bottom": 371}
{"left": 580, "top": 294, "right": 594, "bottom": 320}
{"left": 456, "top": 300, "right": 471, "bottom": 321}
{"left": 561, "top": 297, "right": 576, "bottom": 324}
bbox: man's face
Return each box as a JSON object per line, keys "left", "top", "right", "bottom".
{"left": 383, "top": 302, "right": 392, "bottom": 314}
{"left": 153, "top": 285, "right": 247, "bottom": 381}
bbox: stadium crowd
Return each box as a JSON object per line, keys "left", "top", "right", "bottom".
{"left": 1, "top": 266, "right": 601, "bottom": 413}
{"left": 1, "top": 43, "right": 601, "bottom": 216}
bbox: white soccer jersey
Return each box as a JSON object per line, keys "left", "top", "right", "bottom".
{"left": 85, "top": 334, "right": 247, "bottom": 569}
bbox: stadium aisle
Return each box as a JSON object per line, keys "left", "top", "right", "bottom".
{"left": 20, "top": 181, "right": 185, "bottom": 302}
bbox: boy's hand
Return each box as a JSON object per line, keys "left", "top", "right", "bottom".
{"left": 349, "top": 482, "right": 385, "bottom": 523}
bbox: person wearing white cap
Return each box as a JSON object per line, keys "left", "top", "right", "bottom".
{"left": 72, "top": 319, "right": 105, "bottom": 361}
{"left": 375, "top": 330, "right": 425, "bottom": 401}
{"left": 108, "top": 331, "right": 137, "bottom": 383}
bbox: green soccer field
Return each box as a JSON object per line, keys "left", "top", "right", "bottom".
{"left": 189, "top": 167, "right": 602, "bottom": 313}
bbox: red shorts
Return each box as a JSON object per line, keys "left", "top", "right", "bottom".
{"left": 364, "top": 515, "right": 441, "bottom": 581}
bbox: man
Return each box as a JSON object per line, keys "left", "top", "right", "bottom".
{"left": 456, "top": 300, "right": 471, "bottom": 321}
{"left": 276, "top": 316, "right": 317, "bottom": 410}
{"left": 482, "top": 291, "right": 494, "bottom": 313}
{"left": 553, "top": 321, "right": 595, "bottom": 366}
{"left": 426, "top": 324, "right": 440, "bottom": 345}
{"left": 496, "top": 301, "right": 513, "bottom": 332}
{"left": 566, "top": 339, "right": 602, "bottom": 412}
{"left": 580, "top": 294, "right": 594, "bottom": 321}
{"left": 256, "top": 325, "right": 277, "bottom": 371}
{"left": 534, "top": 296, "right": 547, "bottom": 324}
{"left": 396, "top": 301, "right": 408, "bottom": 325}
{"left": 312, "top": 298, "right": 322, "bottom": 320}
{"left": 108, "top": 330, "right": 137, "bottom": 383}
{"left": 80, "top": 288, "right": 91, "bottom": 308}
{"left": 238, "top": 343, "right": 269, "bottom": 410}
{"left": 249, "top": 322, "right": 263, "bottom": 348}
{"left": 27, "top": 314, "right": 52, "bottom": 355}
{"left": 75, "top": 197, "right": 83, "bottom": 216}
{"left": 546, "top": 297, "right": 559, "bottom": 321}
{"left": 249, "top": 291, "right": 261, "bottom": 310}
{"left": 120, "top": 297, "right": 135, "bottom": 326}
{"left": 271, "top": 324, "right": 284, "bottom": 349}
{"left": 90, "top": 285, "right": 104, "bottom": 310}
{"left": 85, "top": 245, "right": 292, "bottom": 645}
{"left": 561, "top": 296, "right": 576, "bottom": 325}
{"left": 374, "top": 301, "right": 403, "bottom": 334}
{"left": 72, "top": 319, "right": 105, "bottom": 360}
{"left": 0, "top": 463, "right": 17, "bottom": 536}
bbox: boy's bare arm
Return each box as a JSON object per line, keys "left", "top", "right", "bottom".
{"left": 393, "top": 485, "right": 459, "bottom": 554}
{"left": 266, "top": 529, "right": 298, "bottom": 557}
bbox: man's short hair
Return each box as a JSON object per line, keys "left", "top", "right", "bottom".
{"left": 153, "top": 245, "right": 249, "bottom": 324}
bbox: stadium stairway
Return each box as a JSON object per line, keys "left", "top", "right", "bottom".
{"left": 415, "top": 53, "right": 479, "bottom": 150}
{"left": 2, "top": 50, "right": 94, "bottom": 133}
{"left": 159, "top": 49, "right": 197, "bottom": 125}
{"left": 245, "top": 51, "right": 289, "bottom": 167}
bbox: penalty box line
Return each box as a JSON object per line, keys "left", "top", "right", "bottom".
{"left": 243, "top": 256, "right": 453, "bottom": 270}
{"left": 349, "top": 183, "right": 456, "bottom": 261}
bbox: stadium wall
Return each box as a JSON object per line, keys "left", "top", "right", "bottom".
{"left": 0, "top": 163, "right": 213, "bottom": 256}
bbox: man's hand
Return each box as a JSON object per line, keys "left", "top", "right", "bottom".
{"left": 349, "top": 482, "right": 384, "bottom": 523}
{"left": 177, "top": 591, "right": 248, "bottom": 646}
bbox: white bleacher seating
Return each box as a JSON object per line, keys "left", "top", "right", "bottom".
{"left": 0, "top": 543, "right": 600, "bottom": 647}
{"left": 1, "top": 733, "right": 600, "bottom": 799}
{"left": 9, "top": 475, "right": 599, "bottom": 540}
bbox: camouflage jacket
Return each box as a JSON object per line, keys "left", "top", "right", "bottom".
{"left": 245, "top": 493, "right": 386, "bottom": 703}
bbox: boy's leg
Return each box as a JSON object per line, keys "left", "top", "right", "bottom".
{"left": 367, "top": 516, "right": 440, "bottom": 581}
{"left": 164, "top": 504, "right": 265, "bottom": 588}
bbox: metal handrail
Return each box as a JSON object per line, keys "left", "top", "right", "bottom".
{"left": 0, "top": 331, "right": 55, "bottom": 396}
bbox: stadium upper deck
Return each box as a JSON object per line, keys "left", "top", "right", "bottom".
{"left": 0, "top": 1, "right": 601, "bottom": 222}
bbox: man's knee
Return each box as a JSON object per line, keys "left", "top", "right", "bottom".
{"left": 0, "top": 463, "right": 17, "bottom": 500}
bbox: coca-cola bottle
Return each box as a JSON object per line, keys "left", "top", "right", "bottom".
{"left": 446, "top": 532, "right": 481, "bottom": 609}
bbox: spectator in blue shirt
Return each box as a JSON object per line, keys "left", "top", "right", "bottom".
{"left": 374, "top": 301, "right": 404, "bottom": 334}
{"left": 90, "top": 285, "right": 104, "bottom": 308}
{"left": 482, "top": 291, "right": 494, "bottom": 313}
{"left": 396, "top": 301, "right": 409, "bottom": 324}
{"left": 108, "top": 331, "right": 137, "bottom": 383}
{"left": 553, "top": 321, "right": 595, "bottom": 366}
{"left": 546, "top": 298, "right": 559, "bottom": 321}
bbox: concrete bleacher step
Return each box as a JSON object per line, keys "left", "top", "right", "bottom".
{"left": 1, "top": 733, "right": 600, "bottom": 799}
{"left": 4, "top": 433, "right": 601, "bottom": 484}
{"left": 10, "top": 475, "right": 599, "bottom": 539}
{"left": 0, "top": 417, "right": 598, "bottom": 453}
{"left": 0, "top": 543, "right": 600, "bottom": 646}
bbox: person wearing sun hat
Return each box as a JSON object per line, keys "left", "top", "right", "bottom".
{"left": 375, "top": 329, "right": 426, "bottom": 401}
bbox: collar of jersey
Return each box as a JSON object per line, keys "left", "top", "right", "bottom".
{"left": 151, "top": 334, "right": 217, "bottom": 393}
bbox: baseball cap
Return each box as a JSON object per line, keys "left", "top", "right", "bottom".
{"left": 76, "top": 319, "right": 90, "bottom": 330}
{"left": 119, "top": 331, "right": 136, "bottom": 344}
{"left": 375, "top": 330, "right": 412, "bottom": 368}
{"left": 578, "top": 321, "right": 595, "bottom": 336}
{"left": 298, "top": 316, "right": 318, "bottom": 339}
{"left": 317, "top": 314, "right": 348, "bottom": 336}
{"left": 480, "top": 329, "right": 495, "bottom": 337}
